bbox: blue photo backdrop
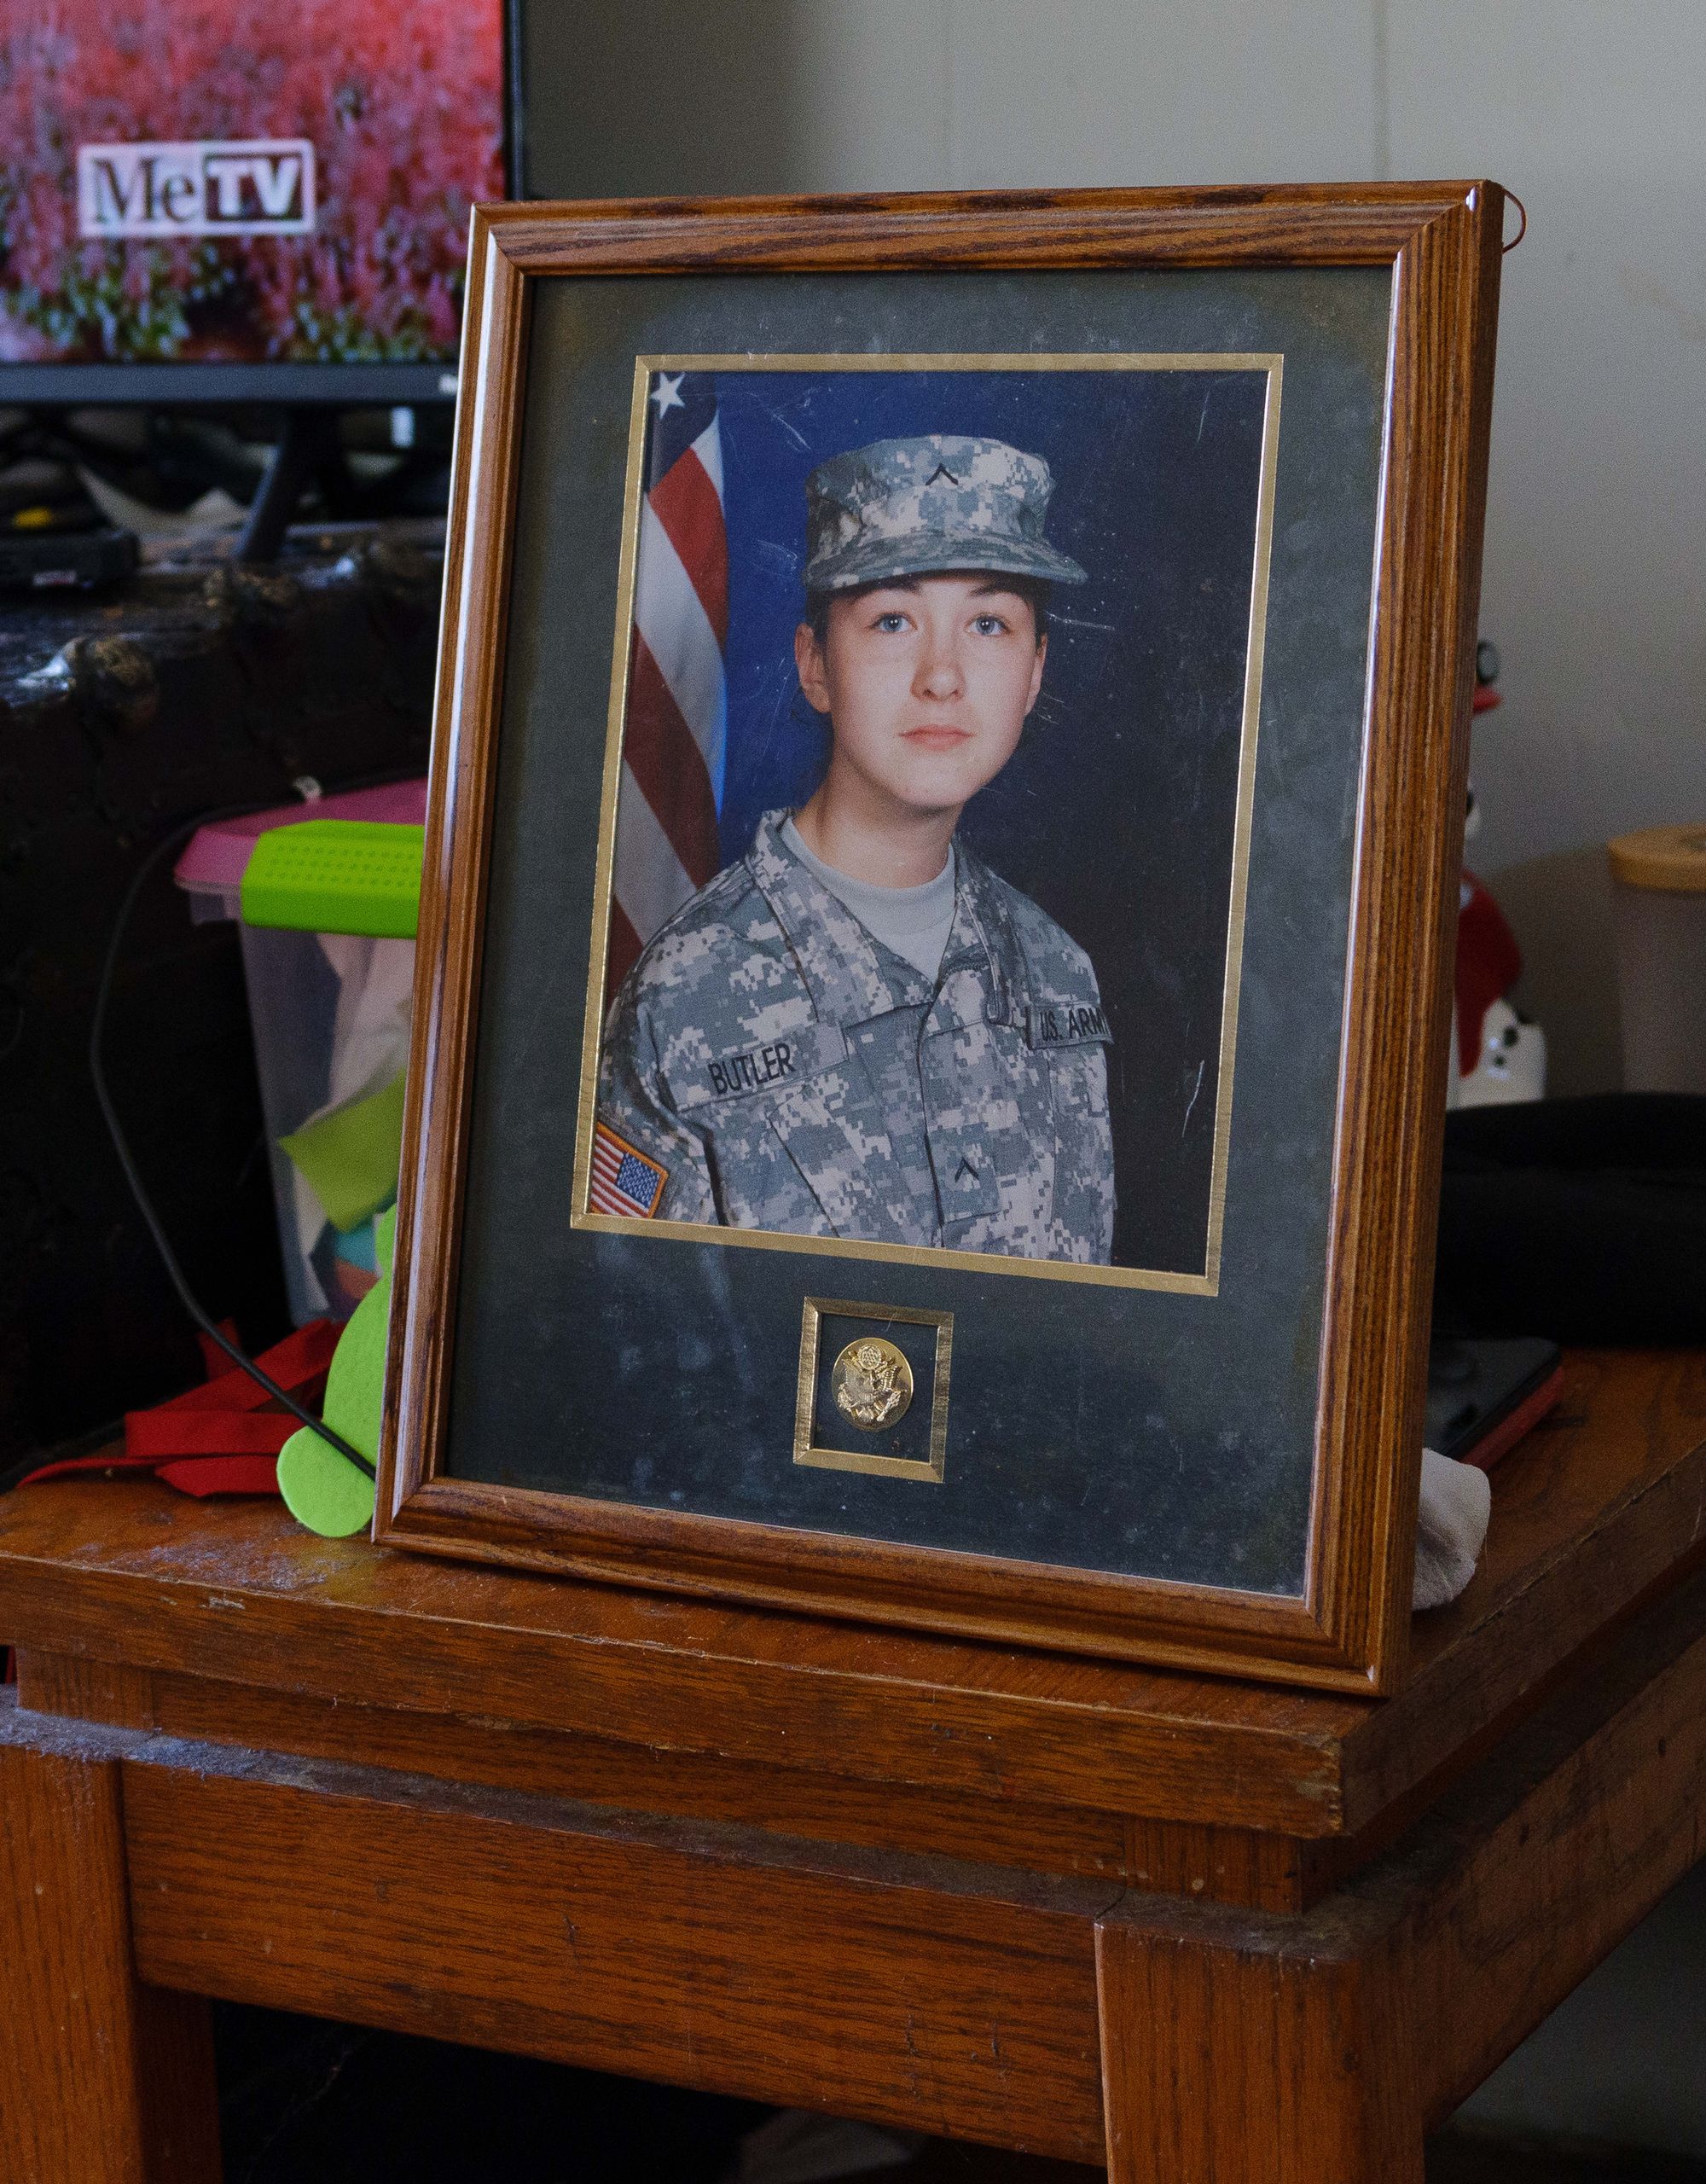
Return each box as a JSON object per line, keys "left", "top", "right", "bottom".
{"left": 705, "top": 365, "right": 1268, "bottom": 1277}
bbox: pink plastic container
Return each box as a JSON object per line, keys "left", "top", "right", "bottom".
{"left": 175, "top": 780, "right": 428, "bottom": 1322}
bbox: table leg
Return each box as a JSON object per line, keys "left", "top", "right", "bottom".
{"left": 1096, "top": 1911, "right": 1425, "bottom": 2184}
{"left": 1, "top": 1737, "right": 223, "bottom": 2183}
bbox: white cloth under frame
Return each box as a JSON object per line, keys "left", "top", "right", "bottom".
{"left": 1413, "top": 1446, "right": 1494, "bottom": 1611}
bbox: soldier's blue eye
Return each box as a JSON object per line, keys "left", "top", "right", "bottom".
{"left": 972, "top": 614, "right": 1007, "bottom": 635}
{"left": 873, "top": 613, "right": 909, "bottom": 633}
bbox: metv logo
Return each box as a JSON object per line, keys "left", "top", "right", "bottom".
{"left": 78, "top": 140, "right": 316, "bottom": 238}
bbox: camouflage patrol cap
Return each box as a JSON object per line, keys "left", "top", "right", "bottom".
{"left": 804, "top": 433, "right": 1088, "bottom": 593}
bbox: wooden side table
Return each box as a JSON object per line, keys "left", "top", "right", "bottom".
{"left": 3, "top": 1350, "right": 1703, "bottom": 2184}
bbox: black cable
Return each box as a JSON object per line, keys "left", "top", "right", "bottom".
{"left": 90, "top": 791, "right": 389, "bottom": 1481}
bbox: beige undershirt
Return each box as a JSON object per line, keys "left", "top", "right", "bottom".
{"left": 781, "top": 816, "right": 957, "bottom": 981}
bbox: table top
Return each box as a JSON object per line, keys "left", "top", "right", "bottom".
{"left": 2, "top": 1349, "right": 1702, "bottom": 1849}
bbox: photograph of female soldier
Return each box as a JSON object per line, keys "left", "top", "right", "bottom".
{"left": 593, "top": 432, "right": 1118, "bottom": 1264}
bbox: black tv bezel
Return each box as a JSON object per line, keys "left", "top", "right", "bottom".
{"left": 1, "top": 361, "right": 464, "bottom": 408}
{"left": 3, "top": 0, "right": 523, "bottom": 410}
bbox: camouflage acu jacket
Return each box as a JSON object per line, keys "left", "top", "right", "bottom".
{"left": 594, "top": 810, "right": 1115, "bottom": 1263}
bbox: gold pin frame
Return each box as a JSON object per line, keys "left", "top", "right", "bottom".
{"left": 793, "top": 1298, "right": 955, "bottom": 1484}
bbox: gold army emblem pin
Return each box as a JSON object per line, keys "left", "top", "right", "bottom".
{"left": 830, "top": 1337, "right": 914, "bottom": 1431}
{"left": 793, "top": 1299, "right": 951, "bottom": 1483}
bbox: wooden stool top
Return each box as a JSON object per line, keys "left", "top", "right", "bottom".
{"left": 2, "top": 1350, "right": 1701, "bottom": 1903}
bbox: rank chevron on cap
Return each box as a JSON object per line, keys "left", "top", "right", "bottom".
{"left": 589, "top": 1122, "right": 668, "bottom": 1218}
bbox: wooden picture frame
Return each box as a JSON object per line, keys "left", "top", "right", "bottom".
{"left": 377, "top": 183, "right": 1504, "bottom": 1694}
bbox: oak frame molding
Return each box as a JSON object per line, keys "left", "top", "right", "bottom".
{"left": 377, "top": 183, "right": 1505, "bottom": 1696}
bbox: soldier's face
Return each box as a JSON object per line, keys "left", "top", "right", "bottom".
{"left": 795, "top": 573, "right": 1047, "bottom": 818}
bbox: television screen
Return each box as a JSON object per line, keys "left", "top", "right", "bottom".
{"left": 1, "top": 1, "right": 507, "bottom": 375}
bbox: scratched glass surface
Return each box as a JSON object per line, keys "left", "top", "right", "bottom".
{"left": 595, "top": 360, "right": 1268, "bottom": 1278}
{"left": 445, "top": 266, "right": 1390, "bottom": 1594}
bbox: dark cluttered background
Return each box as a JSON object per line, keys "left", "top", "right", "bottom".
{"left": 0, "top": 527, "right": 437, "bottom": 1475}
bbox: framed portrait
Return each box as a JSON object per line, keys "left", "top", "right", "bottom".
{"left": 379, "top": 184, "right": 1505, "bottom": 1693}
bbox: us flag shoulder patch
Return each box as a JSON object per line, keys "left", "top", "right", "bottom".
{"left": 589, "top": 1121, "right": 669, "bottom": 1219}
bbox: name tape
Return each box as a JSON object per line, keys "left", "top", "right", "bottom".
{"left": 707, "top": 1041, "right": 798, "bottom": 1097}
{"left": 1026, "top": 1002, "right": 1110, "bottom": 1047}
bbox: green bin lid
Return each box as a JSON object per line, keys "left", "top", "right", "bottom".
{"left": 240, "top": 819, "right": 424, "bottom": 938}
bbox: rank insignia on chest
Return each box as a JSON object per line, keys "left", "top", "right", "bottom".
{"left": 589, "top": 1122, "right": 668, "bottom": 1218}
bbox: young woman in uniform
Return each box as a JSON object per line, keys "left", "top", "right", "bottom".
{"left": 594, "top": 431, "right": 1116, "bottom": 1266}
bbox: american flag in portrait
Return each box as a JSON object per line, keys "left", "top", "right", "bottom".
{"left": 606, "top": 369, "right": 728, "bottom": 1000}
{"left": 589, "top": 1121, "right": 669, "bottom": 1219}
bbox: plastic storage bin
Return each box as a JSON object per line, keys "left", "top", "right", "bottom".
{"left": 1608, "top": 823, "right": 1706, "bottom": 1093}
{"left": 175, "top": 780, "right": 427, "bottom": 1323}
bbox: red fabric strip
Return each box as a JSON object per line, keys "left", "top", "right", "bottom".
{"left": 125, "top": 1409, "right": 299, "bottom": 1458}
{"left": 136, "top": 1319, "right": 341, "bottom": 1417}
{"left": 19, "top": 1321, "right": 340, "bottom": 1486}
{"left": 250, "top": 1316, "right": 342, "bottom": 1387}
{"left": 17, "top": 1442, "right": 287, "bottom": 1496}
{"left": 197, "top": 1319, "right": 245, "bottom": 1380}
{"left": 15, "top": 1449, "right": 164, "bottom": 1486}
{"left": 156, "top": 1455, "right": 281, "bottom": 1497}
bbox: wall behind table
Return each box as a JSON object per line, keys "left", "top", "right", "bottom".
{"left": 519, "top": 1, "right": 1706, "bottom": 2154}
{"left": 521, "top": 0, "right": 1706, "bottom": 1095}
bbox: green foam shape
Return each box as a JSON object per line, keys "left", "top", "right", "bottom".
{"left": 276, "top": 1203, "right": 396, "bottom": 1540}
{"left": 278, "top": 1070, "right": 405, "bottom": 1234}
{"left": 241, "top": 820, "right": 424, "bottom": 938}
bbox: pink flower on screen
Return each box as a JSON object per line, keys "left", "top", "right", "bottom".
{"left": 0, "top": 0, "right": 506, "bottom": 362}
